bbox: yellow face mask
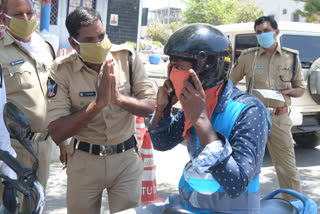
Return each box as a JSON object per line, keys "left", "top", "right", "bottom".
{"left": 4, "top": 14, "right": 38, "bottom": 39}
{"left": 73, "top": 35, "right": 112, "bottom": 64}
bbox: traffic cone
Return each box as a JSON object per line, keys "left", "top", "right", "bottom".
{"left": 136, "top": 117, "right": 146, "bottom": 150}
{"left": 140, "top": 130, "right": 162, "bottom": 205}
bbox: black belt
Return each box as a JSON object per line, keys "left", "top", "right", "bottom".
{"left": 25, "top": 131, "right": 50, "bottom": 143}
{"left": 74, "top": 135, "right": 136, "bottom": 156}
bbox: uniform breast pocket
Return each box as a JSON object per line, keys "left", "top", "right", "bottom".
{"left": 71, "top": 91, "right": 96, "bottom": 111}
{"left": 3, "top": 62, "right": 36, "bottom": 94}
{"left": 279, "top": 67, "right": 293, "bottom": 83}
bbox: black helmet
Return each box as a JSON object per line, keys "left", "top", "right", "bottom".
{"left": 164, "top": 23, "right": 232, "bottom": 90}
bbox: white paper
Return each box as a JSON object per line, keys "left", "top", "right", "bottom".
{"left": 252, "top": 89, "right": 285, "bottom": 102}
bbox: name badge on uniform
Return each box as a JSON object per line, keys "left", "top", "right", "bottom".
{"left": 255, "top": 65, "right": 264, "bottom": 69}
{"left": 79, "top": 91, "right": 96, "bottom": 97}
{"left": 10, "top": 59, "right": 24, "bottom": 66}
{"left": 278, "top": 66, "right": 290, "bottom": 71}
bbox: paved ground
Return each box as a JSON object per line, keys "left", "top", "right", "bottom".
{"left": 43, "top": 62, "right": 319, "bottom": 213}
{"left": 44, "top": 144, "right": 320, "bottom": 214}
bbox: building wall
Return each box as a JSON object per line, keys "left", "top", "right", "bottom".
{"left": 255, "top": 0, "right": 306, "bottom": 22}
{"left": 106, "top": 0, "right": 140, "bottom": 45}
{"left": 148, "top": 7, "right": 181, "bottom": 25}
{"left": 49, "top": 0, "right": 108, "bottom": 48}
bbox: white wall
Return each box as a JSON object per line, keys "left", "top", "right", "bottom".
{"left": 255, "top": 0, "right": 305, "bottom": 22}
{"left": 49, "top": 1, "right": 69, "bottom": 48}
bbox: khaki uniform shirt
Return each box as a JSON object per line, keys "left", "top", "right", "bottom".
{"left": 230, "top": 45, "right": 306, "bottom": 108}
{"left": 47, "top": 44, "right": 156, "bottom": 146}
{"left": 0, "top": 31, "right": 53, "bottom": 132}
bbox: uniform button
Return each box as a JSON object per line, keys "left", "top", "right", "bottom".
{"left": 248, "top": 159, "right": 252, "bottom": 164}
{"left": 185, "top": 178, "right": 188, "bottom": 181}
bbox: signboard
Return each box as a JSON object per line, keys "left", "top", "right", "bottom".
{"left": 110, "top": 14, "right": 118, "bottom": 26}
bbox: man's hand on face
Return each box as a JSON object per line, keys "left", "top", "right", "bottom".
{"left": 179, "top": 70, "right": 208, "bottom": 126}
{"left": 156, "top": 80, "right": 177, "bottom": 112}
{"left": 96, "top": 59, "right": 113, "bottom": 109}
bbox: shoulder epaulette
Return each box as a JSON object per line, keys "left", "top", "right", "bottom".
{"left": 282, "top": 47, "right": 299, "bottom": 54}
{"left": 241, "top": 47, "right": 259, "bottom": 55}
{"left": 51, "top": 52, "right": 76, "bottom": 71}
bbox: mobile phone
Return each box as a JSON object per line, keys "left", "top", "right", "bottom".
{"left": 164, "top": 91, "right": 175, "bottom": 113}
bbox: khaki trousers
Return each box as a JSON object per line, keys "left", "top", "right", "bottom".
{"left": 267, "top": 113, "right": 302, "bottom": 200}
{"left": 66, "top": 147, "right": 143, "bottom": 214}
{"left": 0, "top": 137, "right": 52, "bottom": 212}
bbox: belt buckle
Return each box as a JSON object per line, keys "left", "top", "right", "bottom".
{"left": 99, "top": 145, "right": 115, "bottom": 156}
{"left": 267, "top": 107, "right": 276, "bottom": 115}
{"left": 30, "top": 132, "right": 41, "bottom": 142}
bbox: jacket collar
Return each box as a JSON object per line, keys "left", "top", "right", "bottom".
{"left": 3, "top": 30, "right": 15, "bottom": 47}
{"left": 214, "top": 80, "right": 234, "bottom": 113}
{"left": 258, "top": 43, "right": 282, "bottom": 56}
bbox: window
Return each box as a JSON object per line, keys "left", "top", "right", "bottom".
{"left": 234, "top": 34, "right": 258, "bottom": 63}
{"left": 280, "top": 35, "right": 320, "bottom": 66}
{"left": 50, "top": 0, "right": 59, "bottom": 25}
{"left": 67, "top": 0, "right": 96, "bottom": 14}
{"left": 293, "top": 13, "right": 299, "bottom": 22}
{"left": 282, "top": 9, "right": 287, "bottom": 15}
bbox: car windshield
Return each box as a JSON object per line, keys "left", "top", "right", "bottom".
{"left": 280, "top": 35, "right": 320, "bottom": 66}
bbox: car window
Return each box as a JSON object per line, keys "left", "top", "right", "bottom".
{"left": 280, "top": 35, "right": 320, "bottom": 67}
{"left": 234, "top": 34, "right": 258, "bottom": 63}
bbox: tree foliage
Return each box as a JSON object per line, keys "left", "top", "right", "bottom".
{"left": 147, "top": 21, "right": 183, "bottom": 45}
{"left": 147, "top": 21, "right": 168, "bottom": 45}
{"left": 181, "top": 0, "right": 263, "bottom": 25}
{"left": 235, "top": 0, "right": 264, "bottom": 23}
{"left": 296, "top": 0, "right": 320, "bottom": 23}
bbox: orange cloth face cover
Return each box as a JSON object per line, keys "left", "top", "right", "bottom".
{"left": 169, "top": 67, "right": 191, "bottom": 99}
{"left": 169, "top": 67, "right": 223, "bottom": 142}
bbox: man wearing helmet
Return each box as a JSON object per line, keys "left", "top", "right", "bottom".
{"left": 118, "top": 23, "right": 271, "bottom": 214}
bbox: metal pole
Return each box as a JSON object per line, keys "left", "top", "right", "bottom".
{"left": 40, "top": 0, "right": 51, "bottom": 32}
{"left": 136, "top": 0, "right": 143, "bottom": 53}
{"left": 167, "top": 0, "right": 170, "bottom": 41}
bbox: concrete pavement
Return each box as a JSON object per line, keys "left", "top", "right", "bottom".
{"left": 44, "top": 144, "right": 320, "bottom": 213}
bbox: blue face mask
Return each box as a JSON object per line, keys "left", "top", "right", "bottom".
{"left": 256, "top": 32, "right": 275, "bottom": 48}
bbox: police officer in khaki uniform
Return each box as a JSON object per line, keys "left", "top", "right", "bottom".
{"left": 0, "top": 0, "right": 54, "bottom": 211}
{"left": 230, "top": 16, "right": 305, "bottom": 200}
{"left": 47, "top": 7, "right": 156, "bottom": 214}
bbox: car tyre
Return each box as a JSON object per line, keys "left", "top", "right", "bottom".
{"left": 293, "top": 132, "right": 320, "bottom": 148}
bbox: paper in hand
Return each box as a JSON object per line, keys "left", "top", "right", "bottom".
{"left": 252, "top": 89, "right": 285, "bottom": 102}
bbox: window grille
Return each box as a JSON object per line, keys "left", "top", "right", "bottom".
{"left": 68, "top": 0, "right": 96, "bottom": 14}
{"left": 50, "top": 0, "right": 59, "bottom": 25}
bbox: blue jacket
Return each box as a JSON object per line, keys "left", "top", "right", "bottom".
{"left": 149, "top": 80, "right": 271, "bottom": 214}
